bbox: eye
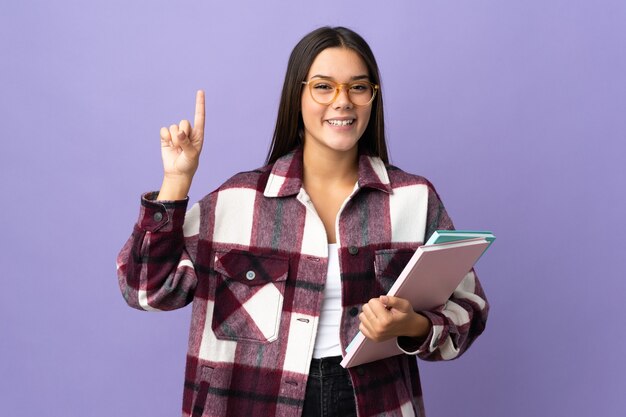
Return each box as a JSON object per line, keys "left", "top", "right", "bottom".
{"left": 350, "top": 83, "right": 370, "bottom": 93}
{"left": 312, "top": 82, "right": 334, "bottom": 91}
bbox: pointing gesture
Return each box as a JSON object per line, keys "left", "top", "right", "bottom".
{"left": 157, "top": 90, "right": 205, "bottom": 200}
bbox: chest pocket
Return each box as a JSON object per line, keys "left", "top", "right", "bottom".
{"left": 212, "top": 249, "right": 289, "bottom": 343}
{"left": 373, "top": 248, "right": 416, "bottom": 294}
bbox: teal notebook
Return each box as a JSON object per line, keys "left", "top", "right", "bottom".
{"left": 426, "top": 230, "right": 495, "bottom": 250}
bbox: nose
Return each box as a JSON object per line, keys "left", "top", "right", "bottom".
{"left": 333, "top": 85, "right": 353, "bottom": 109}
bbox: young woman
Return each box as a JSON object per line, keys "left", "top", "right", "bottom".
{"left": 117, "top": 26, "right": 489, "bottom": 417}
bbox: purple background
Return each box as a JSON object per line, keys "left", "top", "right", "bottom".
{"left": 1, "top": 1, "right": 624, "bottom": 416}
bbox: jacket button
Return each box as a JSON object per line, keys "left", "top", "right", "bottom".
{"left": 348, "top": 246, "right": 359, "bottom": 255}
{"left": 153, "top": 212, "right": 163, "bottom": 222}
{"left": 349, "top": 307, "right": 359, "bottom": 317}
{"left": 245, "top": 270, "right": 256, "bottom": 281}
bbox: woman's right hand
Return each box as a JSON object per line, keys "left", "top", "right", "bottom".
{"left": 157, "top": 90, "right": 205, "bottom": 200}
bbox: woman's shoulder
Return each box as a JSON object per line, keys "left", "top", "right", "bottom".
{"left": 196, "top": 163, "right": 275, "bottom": 204}
{"left": 384, "top": 163, "right": 438, "bottom": 192}
{"left": 383, "top": 163, "right": 449, "bottom": 220}
{"left": 219, "top": 163, "right": 273, "bottom": 191}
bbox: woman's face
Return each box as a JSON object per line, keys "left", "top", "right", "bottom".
{"left": 301, "top": 47, "right": 373, "bottom": 155}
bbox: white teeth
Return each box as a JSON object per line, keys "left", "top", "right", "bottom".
{"left": 327, "top": 119, "right": 354, "bottom": 126}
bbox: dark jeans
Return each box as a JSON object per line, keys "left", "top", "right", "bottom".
{"left": 301, "top": 356, "right": 357, "bottom": 417}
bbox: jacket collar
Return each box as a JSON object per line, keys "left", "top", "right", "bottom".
{"left": 263, "top": 147, "right": 392, "bottom": 198}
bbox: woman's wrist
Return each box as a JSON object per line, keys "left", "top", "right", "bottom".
{"left": 157, "top": 175, "right": 193, "bottom": 200}
{"left": 405, "top": 312, "right": 432, "bottom": 339}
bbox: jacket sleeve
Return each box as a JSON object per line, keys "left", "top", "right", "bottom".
{"left": 116, "top": 192, "right": 200, "bottom": 311}
{"left": 397, "top": 185, "right": 490, "bottom": 360}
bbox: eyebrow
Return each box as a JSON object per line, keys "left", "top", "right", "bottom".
{"left": 309, "top": 74, "right": 370, "bottom": 81}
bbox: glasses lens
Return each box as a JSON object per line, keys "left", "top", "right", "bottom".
{"left": 348, "top": 82, "right": 374, "bottom": 106}
{"left": 310, "top": 80, "right": 337, "bottom": 104}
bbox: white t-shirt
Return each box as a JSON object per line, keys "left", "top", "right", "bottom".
{"left": 312, "top": 243, "right": 343, "bottom": 358}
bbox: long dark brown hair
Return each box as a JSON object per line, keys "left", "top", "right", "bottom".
{"left": 265, "top": 26, "right": 388, "bottom": 165}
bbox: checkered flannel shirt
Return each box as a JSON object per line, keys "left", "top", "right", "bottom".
{"left": 116, "top": 147, "right": 489, "bottom": 417}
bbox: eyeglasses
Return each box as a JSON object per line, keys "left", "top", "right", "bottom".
{"left": 302, "top": 79, "right": 379, "bottom": 106}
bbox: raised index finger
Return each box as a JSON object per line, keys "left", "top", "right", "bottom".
{"left": 194, "top": 90, "right": 205, "bottom": 132}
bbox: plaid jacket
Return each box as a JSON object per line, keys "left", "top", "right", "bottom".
{"left": 117, "top": 148, "right": 489, "bottom": 417}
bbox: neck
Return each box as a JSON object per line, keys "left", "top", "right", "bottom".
{"left": 302, "top": 142, "right": 359, "bottom": 187}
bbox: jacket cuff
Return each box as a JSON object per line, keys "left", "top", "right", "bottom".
{"left": 396, "top": 310, "right": 445, "bottom": 355}
{"left": 137, "top": 191, "right": 189, "bottom": 232}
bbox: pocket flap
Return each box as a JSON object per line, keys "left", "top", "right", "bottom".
{"left": 214, "top": 250, "right": 289, "bottom": 286}
{"left": 374, "top": 248, "right": 416, "bottom": 293}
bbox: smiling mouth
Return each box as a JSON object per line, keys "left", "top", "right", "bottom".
{"left": 327, "top": 119, "right": 355, "bottom": 126}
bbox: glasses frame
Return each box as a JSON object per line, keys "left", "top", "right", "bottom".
{"left": 302, "top": 79, "right": 379, "bottom": 107}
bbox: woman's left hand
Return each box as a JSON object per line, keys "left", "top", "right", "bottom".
{"left": 359, "top": 295, "right": 431, "bottom": 342}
